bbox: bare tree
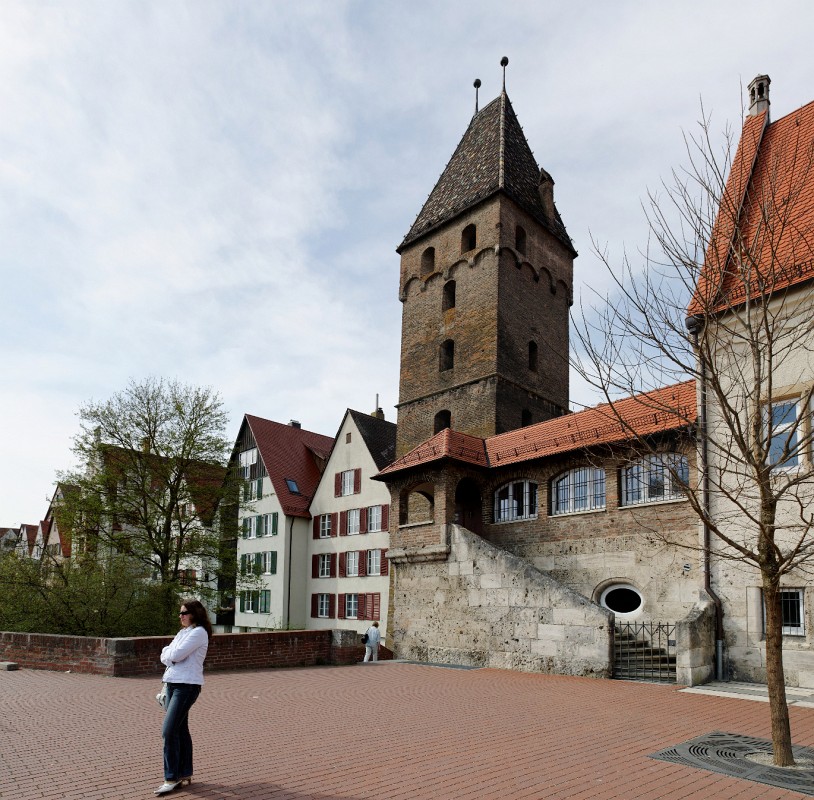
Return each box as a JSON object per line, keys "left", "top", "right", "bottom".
{"left": 574, "top": 99, "right": 814, "bottom": 765}
{"left": 57, "top": 377, "right": 238, "bottom": 632}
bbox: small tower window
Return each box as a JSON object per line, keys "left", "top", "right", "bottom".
{"left": 515, "top": 225, "right": 527, "bottom": 255}
{"left": 521, "top": 409, "right": 532, "bottom": 427}
{"left": 440, "top": 339, "right": 454, "bottom": 371}
{"left": 442, "top": 280, "right": 456, "bottom": 311}
{"left": 461, "top": 224, "right": 477, "bottom": 253}
{"left": 421, "top": 246, "right": 436, "bottom": 276}
{"left": 528, "top": 341, "right": 538, "bottom": 372}
{"left": 434, "top": 410, "right": 451, "bottom": 434}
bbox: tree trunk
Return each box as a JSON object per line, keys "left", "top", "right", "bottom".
{"left": 763, "top": 578, "right": 795, "bottom": 766}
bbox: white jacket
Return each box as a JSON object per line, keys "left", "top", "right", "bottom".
{"left": 160, "top": 625, "right": 208, "bottom": 685}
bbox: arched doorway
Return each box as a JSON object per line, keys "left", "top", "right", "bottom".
{"left": 454, "top": 478, "right": 482, "bottom": 535}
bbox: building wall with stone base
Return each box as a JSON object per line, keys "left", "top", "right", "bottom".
{"left": 388, "top": 524, "right": 613, "bottom": 676}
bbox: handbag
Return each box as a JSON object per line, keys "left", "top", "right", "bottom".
{"left": 361, "top": 633, "right": 369, "bottom": 644}
{"left": 156, "top": 682, "right": 168, "bottom": 709}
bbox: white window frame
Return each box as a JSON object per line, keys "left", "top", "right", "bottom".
{"left": 367, "top": 505, "right": 382, "bottom": 532}
{"left": 346, "top": 551, "right": 359, "bottom": 577}
{"left": 347, "top": 508, "right": 361, "bottom": 535}
{"left": 244, "top": 592, "right": 256, "bottom": 613}
{"left": 261, "top": 551, "right": 275, "bottom": 575}
{"left": 317, "top": 593, "right": 330, "bottom": 618}
{"left": 621, "top": 453, "right": 688, "bottom": 506}
{"left": 552, "top": 467, "right": 606, "bottom": 515}
{"left": 340, "top": 470, "right": 355, "bottom": 496}
{"left": 239, "top": 448, "right": 257, "bottom": 480}
{"left": 345, "top": 593, "right": 359, "bottom": 619}
{"left": 367, "top": 549, "right": 381, "bottom": 576}
{"left": 318, "top": 554, "right": 331, "bottom": 578}
{"left": 767, "top": 399, "right": 800, "bottom": 470}
{"left": 494, "top": 480, "right": 538, "bottom": 523}
{"left": 319, "top": 514, "right": 332, "bottom": 538}
{"left": 764, "top": 588, "right": 806, "bottom": 636}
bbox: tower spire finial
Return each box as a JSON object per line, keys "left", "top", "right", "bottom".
{"left": 473, "top": 78, "right": 481, "bottom": 114}
{"left": 500, "top": 56, "right": 509, "bottom": 91}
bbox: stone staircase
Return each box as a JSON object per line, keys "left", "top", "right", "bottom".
{"left": 613, "top": 624, "right": 676, "bottom": 682}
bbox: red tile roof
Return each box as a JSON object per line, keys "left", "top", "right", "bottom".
{"left": 377, "top": 381, "right": 696, "bottom": 477}
{"left": 690, "top": 98, "right": 814, "bottom": 314}
{"left": 245, "top": 416, "right": 334, "bottom": 518}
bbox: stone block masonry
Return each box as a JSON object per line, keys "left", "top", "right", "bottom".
{"left": 390, "top": 524, "right": 613, "bottom": 676}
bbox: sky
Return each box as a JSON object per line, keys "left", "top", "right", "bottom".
{"left": 3, "top": 0, "right": 814, "bottom": 525}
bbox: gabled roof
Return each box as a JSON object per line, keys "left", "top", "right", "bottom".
{"left": 690, "top": 96, "right": 814, "bottom": 315}
{"left": 398, "top": 92, "right": 573, "bottom": 253}
{"left": 376, "top": 381, "right": 696, "bottom": 477}
{"left": 20, "top": 524, "right": 38, "bottom": 555}
{"left": 244, "top": 415, "right": 334, "bottom": 518}
{"left": 347, "top": 410, "right": 397, "bottom": 471}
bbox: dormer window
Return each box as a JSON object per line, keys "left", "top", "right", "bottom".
{"left": 461, "top": 224, "right": 476, "bottom": 253}
{"left": 421, "top": 246, "right": 436, "bottom": 276}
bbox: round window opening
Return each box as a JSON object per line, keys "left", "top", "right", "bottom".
{"left": 600, "top": 584, "right": 643, "bottom": 616}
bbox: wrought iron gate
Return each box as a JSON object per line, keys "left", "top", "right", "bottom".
{"left": 614, "top": 621, "right": 676, "bottom": 682}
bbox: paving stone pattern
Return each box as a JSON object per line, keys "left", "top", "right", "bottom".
{"left": 3, "top": 663, "right": 814, "bottom": 799}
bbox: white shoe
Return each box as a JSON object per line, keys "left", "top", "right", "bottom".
{"left": 154, "top": 781, "right": 180, "bottom": 795}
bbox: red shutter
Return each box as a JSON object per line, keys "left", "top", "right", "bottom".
{"left": 338, "top": 551, "right": 346, "bottom": 578}
{"left": 311, "top": 554, "right": 319, "bottom": 579}
{"left": 331, "top": 512, "right": 338, "bottom": 537}
{"left": 360, "top": 507, "right": 368, "bottom": 534}
{"left": 329, "top": 553, "right": 337, "bottom": 578}
{"left": 358, "top": 593, "right": 367, "bottom": 620}
{"left": 381, "top": 548, "right": 389, "bottom": 576}
{"left": 359, "top": 550, "right": 367, "bottom": 577}
{"left": 354, "top": 468, "right": 361, "bottom": 493}
{"left": 381, "top": 504, "right": 389, "bottom": 531}
{"left": 370, "top": 593, "right": 381, "bottom": 620}
{"left": 338, "top": 594, "right": 346, "bottom": 619}
{"left": 310, "top": 594, "right": 318, "bottom": 618}
{"left": 339, "top": 510, "right": 348, "bottom": 536}
{"left": 329, "top": 594, "right": 336, "bottom": 619}
{"left": 334, "top": 472, "right": 341, "bottom": 497}
{"left": 312, "top": 516, "right": 320, "bottom": 539}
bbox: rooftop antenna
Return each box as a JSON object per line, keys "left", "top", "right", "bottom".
{"left": 501, "top": 56, "right": 509, "bottom": 91}
{"left": 473, "top": 78, "right": 481, "bottom": 114}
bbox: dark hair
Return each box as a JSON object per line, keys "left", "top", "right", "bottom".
{"left": 182, "top": 599, "right": 213, "bottom": 641}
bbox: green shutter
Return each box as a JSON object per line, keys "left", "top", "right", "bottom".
{"left": 239, "top": 591, "right": 245, "bottom": 612}
{"left": 242, "top": 518, "right": 249, "bottom": 538}
{"left": 240, "top": 554, "right": 247, "bottom": 575}
{"left": 254, "top": 553, "right": 262, "bottom": 576}
{"left": 270, "top": 551, "right": 277, "bottom": 574}
{"left": 272, "top": 512, "right": 278, "bottom": 535}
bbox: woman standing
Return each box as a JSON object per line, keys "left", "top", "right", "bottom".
{"left": 154, "top": 599, "right": 211, "bottom": 796}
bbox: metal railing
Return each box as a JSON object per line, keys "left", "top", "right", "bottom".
{"left": 614, "top": 621, "right": 676, "bottom": 682}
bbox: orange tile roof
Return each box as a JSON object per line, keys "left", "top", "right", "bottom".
{"left": 377, "top": 380, "right": 696, "bottom": 476}
{"left": 690, "top": 99, "right": 814, "bottom": 315}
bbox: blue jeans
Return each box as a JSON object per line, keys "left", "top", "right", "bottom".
{"left": 162, "top": 683, "right": 201, "bottom": 781}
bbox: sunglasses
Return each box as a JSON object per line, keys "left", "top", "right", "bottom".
{"left": 179, "top": 610, "right": 192, "bottom": 616}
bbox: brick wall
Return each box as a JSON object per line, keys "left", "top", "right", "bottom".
{"left": 0, "top": 628, "right": 385, "bottom": 676}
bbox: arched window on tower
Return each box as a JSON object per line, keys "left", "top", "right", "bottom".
{"left": 528, "top": 341, "right": 538, "bottom": 372}
{"left": 442, "top": 280, "right": 456, "bottom": 311}
{"left": 515, "top": 225, "right": 527, "bottom": 254}
{"left": 439, "top": 339, "right": 454, "bottom": 371}
{"left": 421, "top": 246, "right": 436, "bottom": 276}
{"left": 461, "top": 224, "right": 477, "bottom": 253}
{"left": 434, "top": 410, "right": 451, "bottom": 434}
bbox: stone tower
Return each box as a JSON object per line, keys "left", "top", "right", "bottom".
{"left": 395, "top": 88, "right": 576, "bottom": 456}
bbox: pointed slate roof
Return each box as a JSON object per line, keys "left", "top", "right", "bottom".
{"left": 398, "top": 92, "right": 573, "bottom": 253}
{"left": 244, "top": 415, "right": 334, "bottom": 518}
{"left": 347, "top": 410, "right": 397, "bottom": 471}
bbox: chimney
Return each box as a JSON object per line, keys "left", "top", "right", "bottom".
{"left": 289, "top": 420, "right": 301, "bottom": 429}
{"left": 371, "top": 408, "right": 385, "bottom": 420}
{"left": 538, "top": 168, "right": 556, "bottom": 220}
{"left": 748, "top": 74, "right": 771, "bottom": 119}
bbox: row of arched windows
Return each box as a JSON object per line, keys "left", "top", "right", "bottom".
{"left": 420, "top": 223, "right": 528, "bottom": 277}
{"left": 492, "top": 454, "right": 689, "bottom": 522}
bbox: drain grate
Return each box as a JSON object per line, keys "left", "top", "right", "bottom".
{"left": 650, "top": 731, "right": 814, "bottom": 795}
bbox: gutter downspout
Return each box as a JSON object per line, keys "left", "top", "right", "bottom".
{"left": 688, "top": 314, "right": 725, "bottom": 680}
{"left": 285, "top": 516, "right": 294, "bottom": 627}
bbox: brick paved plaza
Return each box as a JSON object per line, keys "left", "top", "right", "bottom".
{"left": 3, "top": 662, "right": 814, "bottom": 800}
